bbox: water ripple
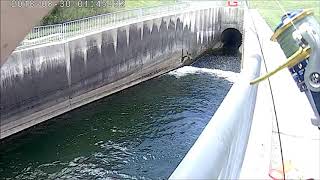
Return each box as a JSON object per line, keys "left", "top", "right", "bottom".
{"left": 0, "top": 55, "right": 240, "bottom": 179}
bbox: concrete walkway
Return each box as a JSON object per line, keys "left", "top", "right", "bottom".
{"left": 241, "top": 10, "right": 320, "bottom": 179}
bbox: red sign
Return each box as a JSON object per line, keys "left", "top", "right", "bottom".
{"left": 227, "top": 0, "right": 238, "bottom": 7}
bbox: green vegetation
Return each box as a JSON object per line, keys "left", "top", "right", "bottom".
{"left": 41, "top": 0, "right": 176, "bottom": 25}
{"left": 42, "top": 0, "right": 320, "bottom": 27}
{"left": 249, "top": 0, "right": 320, "bottom": 30}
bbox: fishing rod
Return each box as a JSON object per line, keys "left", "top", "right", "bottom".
{"left": 250, "top": 8, "right": 320, "bottom": 128}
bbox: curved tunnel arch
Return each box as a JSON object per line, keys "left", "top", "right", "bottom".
{"left": 221, "top": 28, "right": 242, "bottom": 49}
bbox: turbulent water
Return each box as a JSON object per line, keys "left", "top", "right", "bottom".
{"left": 0, "top": 55, "right": 240, "bottom": 179}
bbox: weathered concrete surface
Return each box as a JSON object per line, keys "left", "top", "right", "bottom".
{"left": 240, "top": 9, "right": 276, "bottom": 179}
{"left": 0, "top": 7, "right": 244, "bottom": 139}
{"left": 0, "top": 1, "right": 58, "bottom": 66}
{"left": 241, "top": 10, "right": 320, "bottom": 179}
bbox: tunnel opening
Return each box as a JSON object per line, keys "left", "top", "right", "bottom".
{"left": 221, "top": 28, "right": 242, "bottom": 55}
{"left": 199, "top": 28, "right": 243, "bottom": 57}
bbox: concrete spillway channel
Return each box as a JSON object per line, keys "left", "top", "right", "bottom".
{"left": 1, "top": 4, "right": 319, "bottom": 178}
{"left": 0, "top": 7, "right": 244, "bottom": 139}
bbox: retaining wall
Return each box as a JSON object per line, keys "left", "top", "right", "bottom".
{"left": 0, "top": 7, "right": 244, "bottom": 139}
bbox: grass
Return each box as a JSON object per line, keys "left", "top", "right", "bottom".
{"left": 125, "top": 0, "right": 175, "bottom": 9}
{"left": 249, "top": 0, "right": 320, "bottom": 30}
{"left": 41, "top": 0, "right": 176, "bottom": 25}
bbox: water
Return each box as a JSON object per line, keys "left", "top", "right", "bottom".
{"left": 0, "top": 55, "right": 240, "bottom": 179}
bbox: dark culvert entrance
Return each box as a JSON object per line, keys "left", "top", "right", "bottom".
{"left": 221, "top": 28, "right": 242, "bottom": 55}
{"left": 202, "top": 28, "right": 242, "bottom": 56}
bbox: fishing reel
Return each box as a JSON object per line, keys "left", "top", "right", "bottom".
{"left": 292, "top": 23, "right": 320, "bottom": 93}
{"left": 251, "top": 9, "right": 320, "bottom": 128}
{"left": 292, "top": 22, "right": 320, "bottom": 127}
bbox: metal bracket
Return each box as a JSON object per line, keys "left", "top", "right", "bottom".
{"left": 297, "top": 23, "right": 320, "bottom": 92}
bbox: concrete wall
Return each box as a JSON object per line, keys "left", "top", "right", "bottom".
{"left": 0, "top": 7, "right": 244, "bottom": 139}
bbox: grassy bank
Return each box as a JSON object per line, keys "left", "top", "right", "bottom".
{"left": 41, "top": 0, "right": 176, "bottom": 25}
{"left": 249, "top": 0, "right": 320, "bottom": 30}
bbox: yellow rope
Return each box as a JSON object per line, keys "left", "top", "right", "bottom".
{"left": 250, "top": 47, "right": 311, "bottom": 85}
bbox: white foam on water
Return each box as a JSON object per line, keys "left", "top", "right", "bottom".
{"left": 168, "top": 66, "right": 239, "bottom": 83}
